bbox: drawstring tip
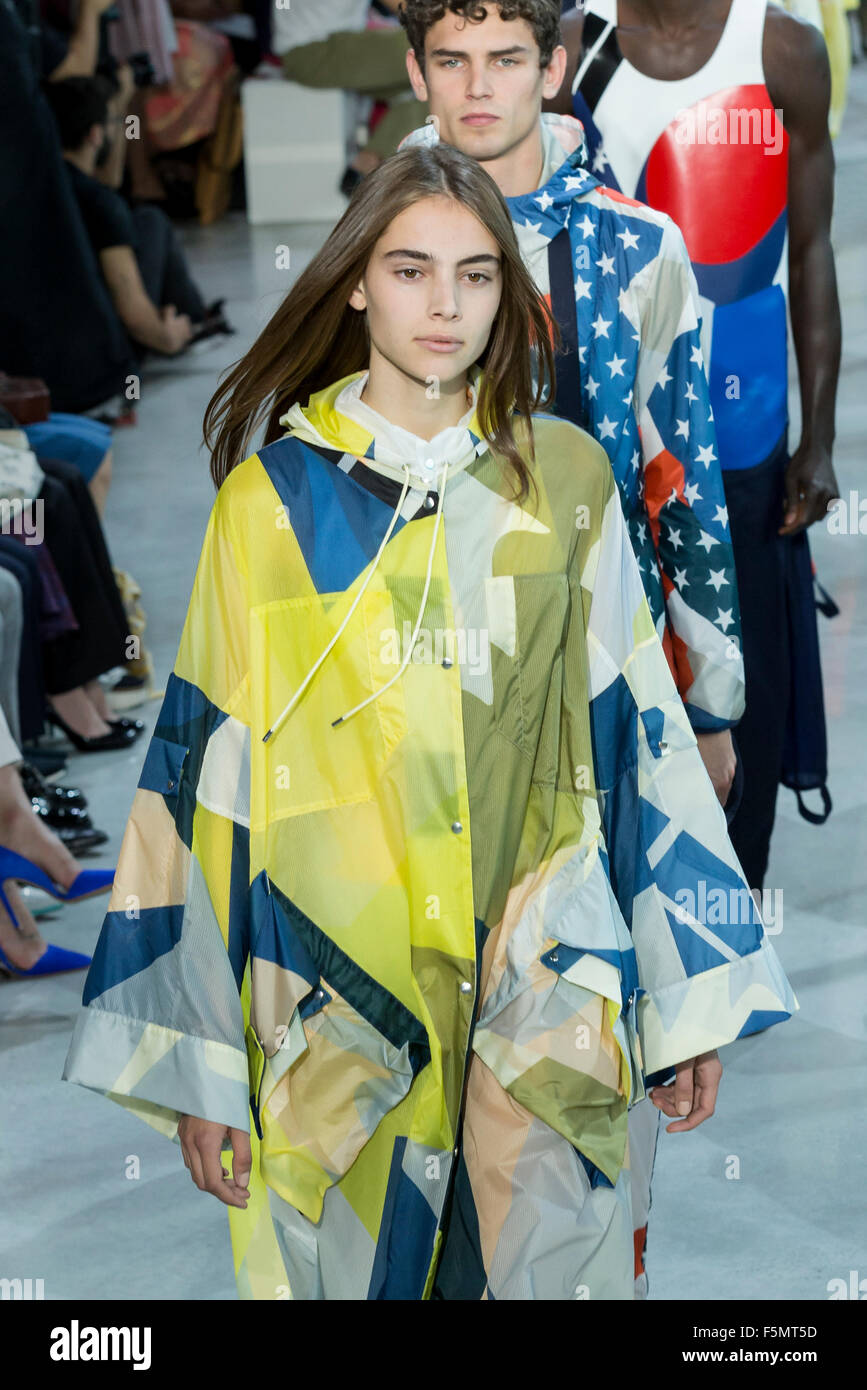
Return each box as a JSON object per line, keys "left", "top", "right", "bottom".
{"left": 262, "top": 728, "right": 274, "bottom": 744}
{"left": 331, "top": 716, "right": 344, "bottom": 727}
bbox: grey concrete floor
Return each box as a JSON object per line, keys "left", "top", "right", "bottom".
{"left": 2, "top": 71, "right": 866, "bottom": 1302}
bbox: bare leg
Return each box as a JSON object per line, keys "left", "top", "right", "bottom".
{"left": 0, "top": 764, "right": 79, "bottom": 888}
{"left": 48, "top": 689, "right": 112, "bottom": 740}
{"left": 0, "top": 882, "right": 46, "bottom": 970}
{"left": 83, "top": 680, "right": 113, "bottom": 723}
{"left": 0, "top": 763, "right": 81, "bottom": 970}
{"left": 88, "top": 448, "right": 113, "bottom": 519}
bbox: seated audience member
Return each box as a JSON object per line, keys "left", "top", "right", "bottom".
{"left": 44, "top": 76, "right": 231, "bottom": 358}
{"left": 24, "top": 412, "right": 114, "bottom": 516}
{"left": 0, "top": 1, "right": 135, "bottom": 414}
{"left": 272, "top": 0, "right": 428, "bottom": 189}
{"left": 0, "top": 705, "right": 110, "bottom": 978}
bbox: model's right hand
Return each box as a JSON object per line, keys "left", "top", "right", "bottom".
{"left": 178, "top": 1115, "right": 252, "bottom": 1208}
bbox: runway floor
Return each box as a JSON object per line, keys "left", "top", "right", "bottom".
{"left": 2, "top": 69, "right": 866, "bottom": 1300}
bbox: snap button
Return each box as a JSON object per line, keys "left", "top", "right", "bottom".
{"left": 658, "top": 740, "right": 669, "bottom": 754}
{"left": 550, "top": 953, "right": 559, "bottom": 964}
{"left": 451, "top": 820, "right": 463, "bottom": 833}
{"left": 167, "top": 779, "right": 175, "bottom": 791}
{"left": 423, "top": 458, "right": 435, "bottom": 471}
{"left": 423, "top": 494, "right": 436, "bottom": 510}
{"left": 459, "top": 981, "right": 473, "bottom": 994}
{"left": 442, "top": 656, "right": 453, "bottom": 668}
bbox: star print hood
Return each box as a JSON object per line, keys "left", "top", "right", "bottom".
{"left": 400, "top": 113, "right": 603, "bottom": 285}
{"left": 400, "top": 114, "right": 748, "bottom": 735}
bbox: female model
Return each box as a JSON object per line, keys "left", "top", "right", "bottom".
{"left": 64, "top": 143, "right": 796, "bottom": 1301}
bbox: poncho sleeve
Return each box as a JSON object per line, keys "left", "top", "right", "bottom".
{"left": 582, "top": 468, "right": 798, "bottom": 1077}
{"left": 633, "top": 215, "right": 745, "bottom": 732}
{"left": 63, "top": 475, "right": 254, "bottom": 1139}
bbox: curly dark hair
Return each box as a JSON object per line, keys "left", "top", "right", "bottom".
{"left": 398, "top": 0, "right": 563, "bottom": 74}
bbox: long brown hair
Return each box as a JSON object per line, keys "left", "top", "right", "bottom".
{"left": 203, "top": 142, "right": 558, "bottom": 502}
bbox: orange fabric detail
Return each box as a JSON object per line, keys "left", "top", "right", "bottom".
{"left": 633, "top": 1224, "right": 648, "bottom": 1279}
{"left": 597, "top": 186, "right": 647, "bottom": 212}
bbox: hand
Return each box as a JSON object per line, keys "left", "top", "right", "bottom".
{"left": 695, "top": 729, "right": 736, "bottom": 805}
{"left": 779, "top": 441, "right": 839, "bottom": 536}
{"left": 160, "top": 304, "right": 193, "bottom": 354}
{"left": 178, "top": 1114, "right": 252, "bottom": 1208}
{"left": 648, "top": 1050, "right": 722, "bottom": 1133}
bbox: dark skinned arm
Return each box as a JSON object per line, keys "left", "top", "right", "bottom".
{"left": 544, "top": 8, "right": 583, "bottom": 114}
{"left": 765, "top": 6, "right": 841, "bottom": 535}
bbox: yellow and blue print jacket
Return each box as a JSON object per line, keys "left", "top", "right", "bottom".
{"left": 64, "top": 373, "right": 797, "bottom": 1299}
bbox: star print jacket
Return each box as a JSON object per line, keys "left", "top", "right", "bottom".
{"left": 403, "top": 116, "right": 746, "bottom": 733}
{"left": 62, "top": 375, "right": 795, "bottom": 1300}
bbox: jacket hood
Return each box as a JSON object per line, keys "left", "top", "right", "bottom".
{"left": 269, "top": 367, "right": 491, "bottom": 742}
{"left": 279, "top": 367, "right": 489, "bottom": 492}
{"left": 400, "top": 113, "right": 600, "bottom": 250}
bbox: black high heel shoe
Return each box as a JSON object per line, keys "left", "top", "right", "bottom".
{"left": 19, "top": 762, "right": 88, "bottom": 811}
{"left": 44, "top": 708, "right": 139, "bottom": 753}
{"left": 108, "top": 717, "right": 145, "bottom": 739}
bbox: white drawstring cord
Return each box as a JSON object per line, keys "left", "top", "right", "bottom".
{"left": 262, "top": 463, "right": 413, "bottom": 744}
{"left": 332, "top": 459, "right": 450, "bottom": 727}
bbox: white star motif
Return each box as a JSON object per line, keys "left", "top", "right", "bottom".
{"left": 591, "top": 314, "right": 612, "bottom": 339}
{"left": 618, "top": 286, "right": 632, "bottom": 316}
{"left": 636, "top": 521, "right": 646, "bottom": 544}
{"left": 708, "top": 407, "right": 714, "bottom": 423}
{"left": 564, "top": 175, "right": 586, "bottom": 193}
{"left": 696, "top": 443, "right": 717, "bottom": 468}
{"left": 522, "top": 219, "right": 543, "bottom": 234}
{"left": 657, "top": 364, "right": 672, "bottom": 390}
{"left": 690, "top": 344, "right": 705, "bottom": 368}
{"left": 578, "top": 344, "right": 587, "bottom": 363}
{"left": 596, "top": 252, "right": 615, "bottom": 276}
{"left": 715, "top": 607, "right": 734, "bottom": 632}
{"left": 683, "top": 481, "right": 702, "bottom": 505}
{"left": 576, "top": 214, "right": 595, "bottom": 239}
{"left": 667, "top": 526, "right": 683, "bottom": 551}
{"left": 675, "top": 418, "right": 690, "bottom": 441}
{"left": 592, "top": 148, "right": 608, "bottom": 173}
{"left": 607, "top": 353, "right": 626, "bottom": 378}
{"left": 684, "top": 381, "right": 698, "bottom": 403}
{"left": 623, "top": 389, "right": 634, "bottom": 407}
{"left": 574, "top": 276, "right": 592, "bottom": 300}
{"left": 674, "top": 567, "right": 689, "bottom": 589}
{"left": 630, "top": 450, "right": 640, "bottom": 471}
{"left": 617, "top": 227, "right": 640, "bottom": 251}
{"left": 586, "top": 375, "right": 600, "bottom": 400}
{"left": 697, "top": 530, "right": 718, "bottom": 553}
{"left": 706, "top": 569, "right": 729, "bottom": 593}
{"left": 536, "top": 190, "right": 554, "bottom": 212}
{"left": 597, "top": 415, "right": 617, "bottom": 441}
{"left": 713, "top": 504, "right": 729, "bottom": 527}
{"left": 667, "top": 487, "right": 679, "bottom": 506}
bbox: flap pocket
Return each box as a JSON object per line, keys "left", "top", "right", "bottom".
{"left": 137, "top": 735, "right": 188, "bottom": 798}
{"left": 249, "top": 878, "right": 431, "bottom": 1222}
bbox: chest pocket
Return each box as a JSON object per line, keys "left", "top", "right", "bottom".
{"left": 250, "top": 585, "right": 408, "bottom": 822}
{"left": 484, "top": 572, "right": 571, "bottom": 763}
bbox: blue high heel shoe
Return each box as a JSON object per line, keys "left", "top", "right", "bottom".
{"left": 0, "top": 846, "right": 114, "bottom": 979}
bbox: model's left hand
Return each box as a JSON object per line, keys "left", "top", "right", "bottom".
{"left": 779, "top": 441, "right": 839, "bottom": 536}
{"left": 648, "top": 1050, "right": 722, "bottom": 1132}
{"left": 695, "top": 729, "right": 736, "bottom": 805}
